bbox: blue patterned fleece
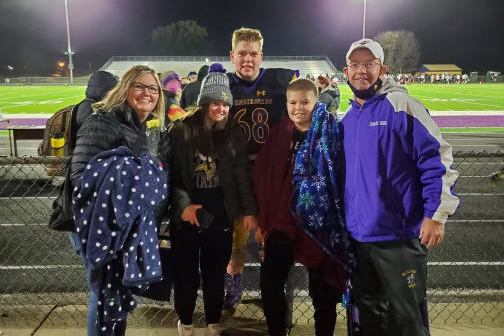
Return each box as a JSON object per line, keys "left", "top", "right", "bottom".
{"left": 293, "top": 103, "right": 356, "bottom": 273}
{"left": 72, "top": 146, "right": 167, "bottom": 335}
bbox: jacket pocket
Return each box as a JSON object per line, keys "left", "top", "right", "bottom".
{"left": 378, "top": 176, "right": 405, "bottom": 221}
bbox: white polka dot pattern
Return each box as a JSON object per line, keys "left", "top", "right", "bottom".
{"left": 71, "top": 146, "right": 168, "bottom": 332}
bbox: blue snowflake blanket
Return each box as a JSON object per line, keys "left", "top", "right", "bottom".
{"left": 293, "top": 103, "right": 356, "bottom": 273}
{"left": 72, "top": 146, "right": 167, "bottom": 334}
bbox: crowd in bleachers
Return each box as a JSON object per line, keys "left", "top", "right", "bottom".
{"left": 173, "top": 71, "right": 347, "bottom": 93}
{"left": 305, "top": 73, "right": 344, "bottom": 83}
{"left": 395, "top": 73, "right": 470, "bottom": 84}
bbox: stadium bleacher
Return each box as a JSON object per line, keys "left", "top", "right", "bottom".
{"left": 99, "top": 55, "right": 338, "bottom": 78}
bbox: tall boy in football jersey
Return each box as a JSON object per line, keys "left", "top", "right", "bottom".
{"left": 223, "top": 27, "right": 298, "bottom": 314}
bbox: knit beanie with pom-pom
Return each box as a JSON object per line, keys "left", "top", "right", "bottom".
{"left": 197, "top": 63, "right": 233, "bottom": 107}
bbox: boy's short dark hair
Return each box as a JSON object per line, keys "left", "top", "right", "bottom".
{"left": 287, "top": 78, "right": 318, "bottom": 98}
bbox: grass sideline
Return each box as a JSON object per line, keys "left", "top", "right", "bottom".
{"left": 0, "top": 83, "right": 503, "bottom": 114}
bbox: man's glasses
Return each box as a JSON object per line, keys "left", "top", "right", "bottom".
{"left": 347, "top": 62, "right": 381, "bottom": 70}
{"left": 131, "top": 82, "right": 160, "bottom": 94}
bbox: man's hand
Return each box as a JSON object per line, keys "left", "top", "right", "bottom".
{"left": 243, "top": 215, "right": 257, "bottom": 231}
{"left": 255, "top": 228, "right": 265, "bottom": 244}
{"left": 419, "top": 217, "right": 445, "bottom": 248}
{"left": 181, "top": 204, "right": 202, "bottom": 226}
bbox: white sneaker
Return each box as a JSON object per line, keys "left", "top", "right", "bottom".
{"left": 177, "top": 320, "right": 194, "bottom": 336}
{"left": 204, "top": 323, "right": 221, "bottom": 336}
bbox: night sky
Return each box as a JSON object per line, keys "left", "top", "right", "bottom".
{"left": 1, "top": 0, "right": 503, "bottom": 76}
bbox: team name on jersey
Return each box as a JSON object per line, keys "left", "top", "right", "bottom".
{"left": 234, "top": 98, "right": 273, "bottom": 106}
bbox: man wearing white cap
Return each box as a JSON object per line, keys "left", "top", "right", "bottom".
{"left": 341, "top": 38, "right": 460, "bottom": 335}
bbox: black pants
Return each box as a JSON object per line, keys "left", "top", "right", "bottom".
{"left": 352, "top": 239, "right": 428, "bottom": 336}
{"left": 172, "top": 222, "right": 232, "bottom": 324}
{"left": 260, "top": 231, "right": 340, "bottom": 336}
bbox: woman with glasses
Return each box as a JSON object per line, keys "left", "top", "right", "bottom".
{"left": 71, "top": 64, "right": 168, "bottom": 182}
{"left": 70, "top": 65, "right": 171, "bottom": 336}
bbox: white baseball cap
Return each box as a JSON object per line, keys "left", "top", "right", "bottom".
{"left": 346, "top": 38, "right": 384, "bottom": 64}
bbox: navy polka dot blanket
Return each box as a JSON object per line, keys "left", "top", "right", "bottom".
{"left": 72, "top": 146, "right": 167, "bottom": 333}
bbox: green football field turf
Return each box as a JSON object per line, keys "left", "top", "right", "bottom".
{"left": 0, "top": 86, "right": 86, "bottom": 114}
{"left": 0, "top": 83, "right": 504, "bottom": 115}
{"left": 339, "top": 83, "right": 504, "bottom": 111}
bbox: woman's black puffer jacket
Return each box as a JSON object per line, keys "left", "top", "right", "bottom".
{"left": 71, "top": 105, "right": 170, "bottom": 185}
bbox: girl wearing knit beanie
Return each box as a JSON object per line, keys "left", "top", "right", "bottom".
{"left": 168, "top": 63, "right": 257, "bottom": 336}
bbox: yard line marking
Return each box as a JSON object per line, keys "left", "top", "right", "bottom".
{"left": 444, "top": 132, "right": 504, "bottom": 135}
{"left": 408, "top": 85, "right": 504, "bottom": 100}
{"left": 418, "top": 95, "right": 504, "bottom": 110}
{"left": 447, "top": 219, "right": 504, "bottom": 223}
{"left": 427, "top": 289, "right": 504, "bottom": 295}
{"left": 2, "top": 113, "right": 52, "bottom": 118}
{"left": 2, "top": 261, "right": 502, "bottom": 270}
{"left": 2, "top": 219, "right": 502, "bottom": 227}
{"left": 237, "top": 289, "right": 504, "bottom": 298}
{"left": 430, "top": 111, "right": 504, "bottom": 116}
{"left": 0, "top": 95, "right": 84, "bottom": 109}
{"left": 456, "top": 163, "right": 502, "bottom": 165}
{"left": 241, "top": 262, "right": 504, "bottom": 267}
{"left": 0, "top": 265, "right": 83, "bottom": 270}
{"left": 452, "top": 145, "right": 502, "bottom": 147}
{"left": 0, "top": 223, "right": 54, "bottom": 226}
{"left": 448, "top": 138, "right": 504, "bottom": 141}
{"left": 0, "top": 89, "right": 84, "bottom": 100}
{"left": 457, "top": 193, "right": 504, "bottom": 196}
{"left": 244, "top": 262, "right": 303, "bottom": 267}
{"left": 0, "top": 197, "right": 57, "bottom": 200}
{"left": 428, "top": 262, "right": 504, "bottom": 266}
{"left": 414, "top": 94, "right": 504, "bottom": 110}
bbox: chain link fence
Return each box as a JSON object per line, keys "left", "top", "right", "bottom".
{"left": 1, "top": 152, "right": 503, "bottom": 331}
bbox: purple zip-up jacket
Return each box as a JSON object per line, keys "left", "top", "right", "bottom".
{"left": 342, "top": 78, "right": 459, "bottom": 242}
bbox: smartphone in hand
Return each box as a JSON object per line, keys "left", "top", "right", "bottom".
{"left": 196, "top": 208, "right": 215, "bottom": 229}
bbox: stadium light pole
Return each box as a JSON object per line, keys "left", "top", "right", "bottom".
{"left": 362, "top": 0, "right": 367, "bottom": 38}
{"left": 64, "top": 0, "right": 74, "bottom": 84}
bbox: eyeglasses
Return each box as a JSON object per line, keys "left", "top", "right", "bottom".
{"left": 131, "top": 82, "right": 160, "bottom": 94}
{"left": 347, "top": 62, "right": 381, "bottom": 70}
